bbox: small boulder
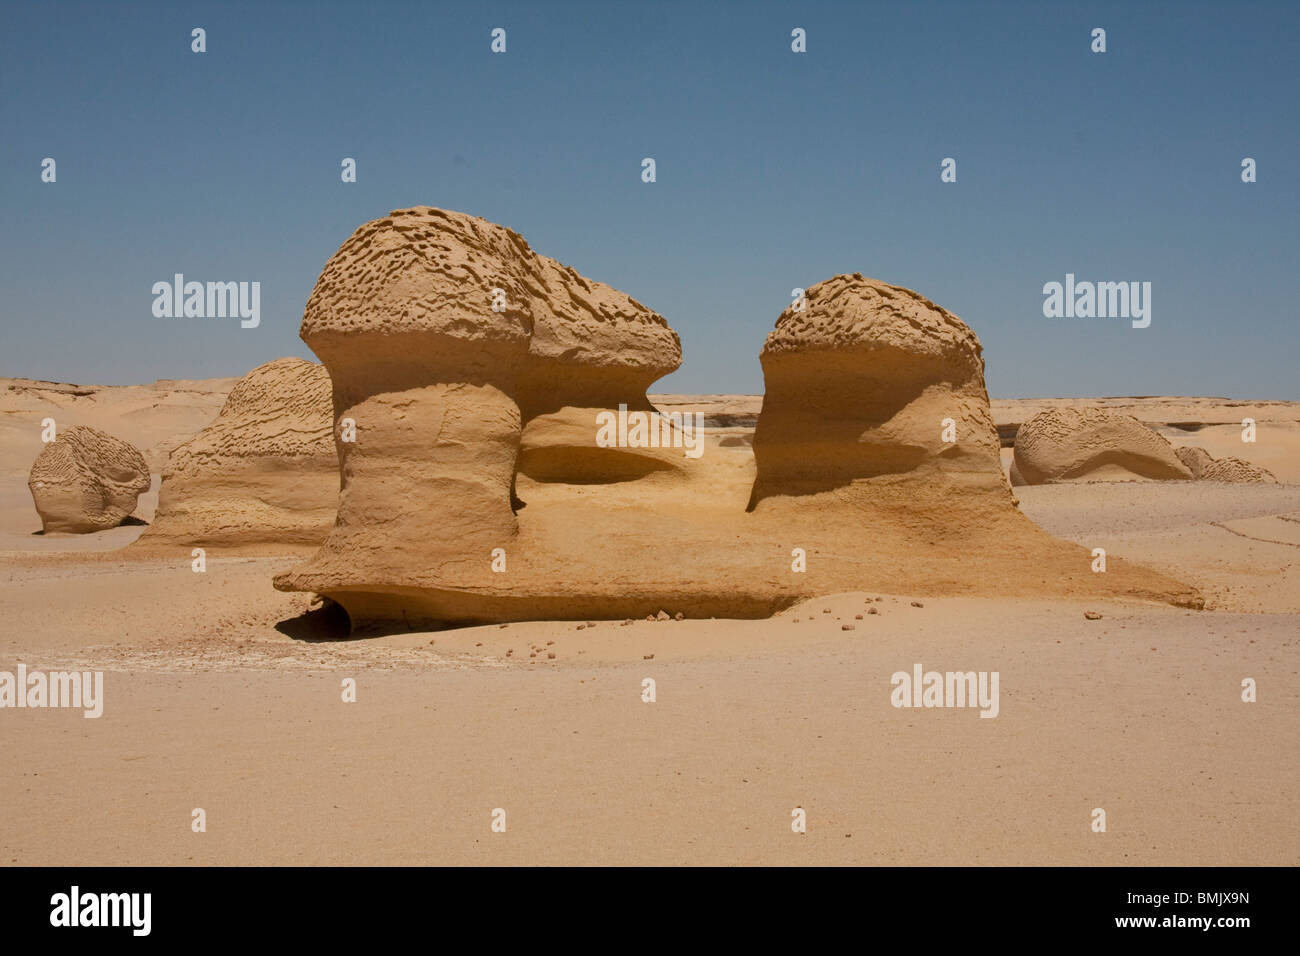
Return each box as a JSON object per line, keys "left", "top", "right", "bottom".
{"left": 28, "top": 426, "right": 151, "bottom": 533}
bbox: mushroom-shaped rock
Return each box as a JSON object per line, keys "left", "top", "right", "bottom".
{"left": 137, "top": 357, "right": 337, "bottom": 550}
{"left": 1013, "top": 407, "right": 1192, "bottom": 484}
{"left": 1175, "top": 445, "right": 1276, "bottom": 483}
{"left": 749, "top": 274, "right": 1006, "bottom": 506}
{"left": 272, "top": 219, "right": 1203, "bottom": 629}
{"left": 275, "top": 207, "right": 680, "bottom": 610}
{"left": 28, "top": 425, "right": 151, "bottom": 532}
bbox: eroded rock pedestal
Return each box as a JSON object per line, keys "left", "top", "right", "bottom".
{"left": 275, "top": 210, "right": 1201, "bottom": 629}
{"left": 274, "top": 207, "right": 690, "bottom": 620}
{"left": 750, "top": 274, "right": 1007, "bottom": 505}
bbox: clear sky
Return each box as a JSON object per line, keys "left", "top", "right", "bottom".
{"left": 1, "top": 0, "right": 1296, "bottom": 397}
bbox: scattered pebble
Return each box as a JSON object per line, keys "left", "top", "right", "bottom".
{"left": 621, "top": 619, "right": 632, "bottom": 626}
{"left": 474, "top": 642, "right": 482, "bottom": 647}
{"left": 546, "top": 640, "right": 554, "bottom": 646}
{"left": 674, "top": 612, "right": 684, "bottom": 621}
{"left": 643, "top": 654, "right": 655, "bottom": 660}
{"left": 841, "top": 624, "right": 855, "bottom": 631}
{"left": 822, "top": 608, "right": 831, "bottom": 614}
{"left": 1084, "top": 610, "right": 1103, "bottom": 620}
{"left": 854, "top": 614, "right": 863, "bottom": 620}
{"left": 547, "top": 651, "right": 556, "bottom": 659}
{"left": 910, "top": 601, "right": 924, "bottom": 608}
{"left": 656, "top": 610, "right": 670, "bottom": 621}
{"left": 868, "top": 607, "right": 879, "bottom": 615}
{"left": 576, "top": 623, "right": 586, "bottom": 630}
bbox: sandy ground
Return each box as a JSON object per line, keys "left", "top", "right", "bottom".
{"left": 1, "top": 384, "right": 1297, "bottom": 865}
{"left": 1, "top": 483, "right": 1296, "bottom": 865}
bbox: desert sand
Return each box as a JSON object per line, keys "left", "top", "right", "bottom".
{"left": 2, "top": 208, "right": 1296, "bottom": 866}
{"left": 2, "top": 385, "right": 1297, "bottom": 864}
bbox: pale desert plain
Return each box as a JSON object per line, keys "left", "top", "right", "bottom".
{"left": 2, "top": 209, "right": 1297, "bottom": 866}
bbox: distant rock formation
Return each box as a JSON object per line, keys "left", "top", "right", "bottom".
{"left": 1175, "top": 446, "right": 1276, "bottom": 483}
{"left": 28, "top": 426, "right": 150, "bottom": 532}
{"left": 136, "top": 357, "right": 336, "bottom": 550}
{"left": 749, "top": 273, "right": 1006, "bottom": 507}
{"left": 1012, "top": 407, "right": 1192, "bottom": 484}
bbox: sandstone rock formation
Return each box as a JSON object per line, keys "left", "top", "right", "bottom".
{"left": 28, "top": 426, "right": 150, "bottom": 532}
{"left": 275, "top": 211, "right": 1201, "bottom": 630}
{"left": 136, "top": 357, "right": 336, "bottom": 550}
{"left": 276, "top": 206, "right": 685, "bottom": 609}
{"left": 1012, "top": 407, "right": 1192, "bottom": 485}
{"left": 1176, "top": 445, "right": 1277, "bottom": 483}
{"left": 749, "top": 273, "right": 1006, "bottom": 507}
{"left": 514, "top": 245, "right": 682, "bottom": 483}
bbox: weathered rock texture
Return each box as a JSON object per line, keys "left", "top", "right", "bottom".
{"left": 1176, "top": 445, "right": 1277, "bottom": 483}
{"left": 276, "top": 206, "right": 684, "bottom": 605}
{"left": 275, "top": 212, "right": 1201, "bottom": 630}
{"left": 136, "top": 358, "right": 337, "bottom": 549}
{"left": 28, "top": 426, "right": 150, "bottom": 532}
{"left": 749, "top": 274, "right": 1005, "bottom": 506}
{"left": 1012, "top": 407, "right": 1193, "bottom": 485}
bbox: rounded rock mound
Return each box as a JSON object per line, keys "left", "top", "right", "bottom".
{"left": 28, "top": 425, "right": 151, "bottom": 533}
{"left": 1012, "top": 407, "right": 1192, "bottom": 484}
{"left": 749, "top": 273, "right": 1005, "bottom": 506}
{"left": 137, "top": 357, "right": 336, "bottom": 549}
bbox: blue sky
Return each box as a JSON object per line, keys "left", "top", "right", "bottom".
{"left": 1, "top": 0, "right": 1296, "bottom": 397}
